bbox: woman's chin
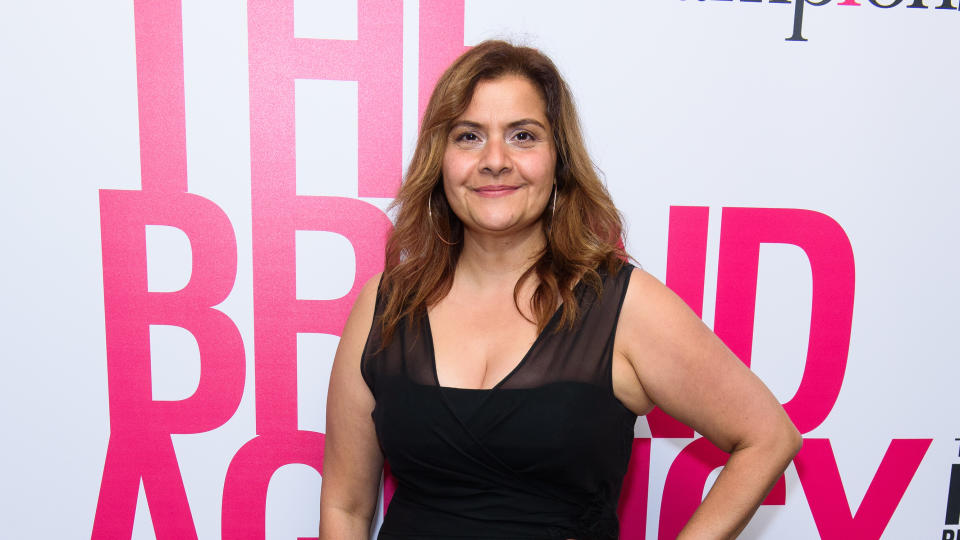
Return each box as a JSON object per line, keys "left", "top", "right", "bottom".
{"left": 463, "top": 217, "right": 544, "bottom": 239}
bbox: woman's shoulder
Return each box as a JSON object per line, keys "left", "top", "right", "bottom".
{"left": 620, "top": 266, "right": 680, "bottom": 315}
{"left": 616, "top": 265, "right": 720, "bottom": 363}
{"left": 356, "top": 271, "right": 383, "bottom": 307}
{"left": 341, "top": 272, "right": 383, "bottom": 347}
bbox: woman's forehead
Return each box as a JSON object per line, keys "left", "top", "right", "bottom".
{"left": 457, "top": 75, "right": 549, "bottom": 126}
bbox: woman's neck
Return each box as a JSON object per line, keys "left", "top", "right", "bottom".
{"left": 454, "top": 225, "right": 546, "bottom": 291}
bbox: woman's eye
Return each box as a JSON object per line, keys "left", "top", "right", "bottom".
{"left": 512, "top": 131, "right": 537, "bottom": 145}
{"left": 454, "top": 132, "right": 480, "bottom": 143}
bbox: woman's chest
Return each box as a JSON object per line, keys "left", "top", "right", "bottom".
{"left": 428, "top": 299, "right": 544, "bottom": 389}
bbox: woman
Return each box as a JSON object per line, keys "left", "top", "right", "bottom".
{"left": 319, "top": 40, "right": 801, "bottom": 539}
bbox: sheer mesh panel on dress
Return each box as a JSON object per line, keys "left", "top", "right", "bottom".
{"left": 362, "top": 265, "right": 632, "bottom": 394}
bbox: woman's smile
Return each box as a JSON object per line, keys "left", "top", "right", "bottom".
{"left": 471, "top": 184, "right": 524, "bottom": 197}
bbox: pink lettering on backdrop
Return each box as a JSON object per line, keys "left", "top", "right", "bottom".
{"left": 647, "top": 205, "right": 710, "bottom": 439}
{"left": 714, "top": 207, "right": 854, "bottom": 433}
{"left": 382, "top": 461, "right": 400, "bottom": 510}
{"left": 221, "top": 431, "right": 326, "bottom": 539}
{"left": 223, "top": 0, "right": 398, "bottom": 534}
{"left": 616, "top": 438, "right": 653, "bottom": 539}
{"left": 418, "top": 0, "right": 471, "bottom": 123}
{"left": 245, "top": 0, "right": 397, "bottom": 434}
{"left": 665, "top": 206, "right": 710, "bottom": 319}
{"left": 658, "top": 438, "right": 786, "bottom": 539}
{"left": 795, "top": 438, "right": 931, "bottom": 539}
{"left": 94, "top": 189, "right": 244, "bottom": 538}
{"left": 651, "top": 206, "right": 855, "bottom": 440}
{"left": 92, "top": 2, "right": 245, "bottom": 538}
{"left": 249, "top": 0, "right": 403, "bottom": 198}
{"left": 133, "top": 0, "right": 187, "bottom": 193}
{"left": 653, "top": 206, "right": 924, "bottom": 538}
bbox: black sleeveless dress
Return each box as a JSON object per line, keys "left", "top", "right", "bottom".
{"left": 361, "top": 264, "right": 638, "bottom": 539}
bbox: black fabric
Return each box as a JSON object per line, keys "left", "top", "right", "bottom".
{"left": 361, "top": 264, "right": 637, "bottom": 539}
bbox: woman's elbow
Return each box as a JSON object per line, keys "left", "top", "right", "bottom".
{"left": 745, "top": 413, "right": 802, "bottom": 465}
{"left": 775, "top": 416, "right": 803, "bottom": 462}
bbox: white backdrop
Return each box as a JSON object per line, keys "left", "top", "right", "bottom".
{"left": 2, "top": 1, "right": 958, "bottom": 539}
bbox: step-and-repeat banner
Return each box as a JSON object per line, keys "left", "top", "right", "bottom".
{"left": 3, "top": 1, "right": 958, "bottom": 538}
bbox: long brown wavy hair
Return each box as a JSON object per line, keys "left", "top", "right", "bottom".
{"left": 379, "top": 40, "right": 626, "bottom": 345}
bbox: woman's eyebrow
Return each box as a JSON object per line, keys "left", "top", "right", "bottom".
{"left": 450, "top": 120, "right": 483, "bottom": 130}
{"left": 450, "top": 118, "right": 548, "bottom": 131}
{"left": 507, "top": 118, "right": 547, "bottom": 130}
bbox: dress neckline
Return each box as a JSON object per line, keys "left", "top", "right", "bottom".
{"left": 425, "top": 302, "right": 564, "bottom": 391}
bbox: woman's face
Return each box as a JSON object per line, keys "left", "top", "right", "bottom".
{"left": 441, "top": 75, "right": 556, "bottom": 240}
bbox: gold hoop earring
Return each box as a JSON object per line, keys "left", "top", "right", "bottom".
{"left": 551, "top": 181, "right": 557, "bottom": 222}
{"left": 428, "top": 196, "right": 458, "bottom": 246}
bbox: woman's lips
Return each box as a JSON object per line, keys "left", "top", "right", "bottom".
{"left": 472, "top": 185, "right": 520, "bottom": 198}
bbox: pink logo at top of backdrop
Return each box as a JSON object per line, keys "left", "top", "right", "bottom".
{"left": 92, "top": 2, "right": 932, "bottom": 539}
{"left": 681, "top": 0, "right": 959, "bottom": 42}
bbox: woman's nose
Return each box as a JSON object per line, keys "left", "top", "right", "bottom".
{"left": 479, "top": 138, "right": 511, "bottom": 177}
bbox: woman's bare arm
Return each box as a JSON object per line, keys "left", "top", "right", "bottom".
{"left": 615, "top": 268, "right": 802, "bottom": 538}
{"left": 318, "top": 274, "right": 385, "bottom": 540}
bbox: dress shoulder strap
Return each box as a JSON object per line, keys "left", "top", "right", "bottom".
{"left": 498, "top": 263, "right": 635, "bottom": 390}
{"left": 360, "top": 283, "right": 436, "bottom": 395}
